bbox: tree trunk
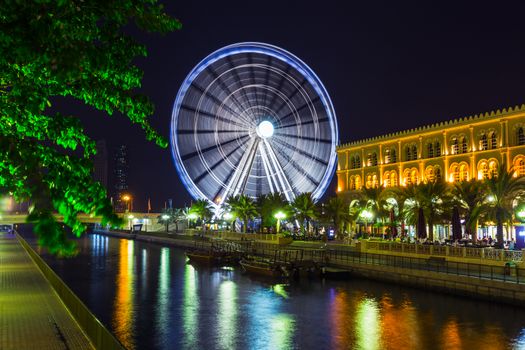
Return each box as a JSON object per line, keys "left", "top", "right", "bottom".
{"left": 428, "top": 216, "right": 434, "bottom": 242}
{"left": 165, "top": 222, "right": 169, "bottom": 233}
{"left": 496, "top": 208, "right": 504, "bottom": 248}
{"left": 243, "top": 217, "right": 247, "bottom": 233}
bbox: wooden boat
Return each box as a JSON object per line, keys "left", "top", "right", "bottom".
{"left": 185, "top": 250, "right": 218, "bottom": 264}
{"left": 239, "top": 258, "right": 285, "bottom": 278}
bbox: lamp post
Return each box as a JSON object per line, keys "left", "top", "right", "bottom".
{"left": 128, "top": 214, "right": 134, "bottom": 231}
{"left": 360, "top": 210, "right": 373, "bottom": 236}
{"left": 162, "top": 214, "right": 170, "bottom": 232}
{"left": 224, "top": 212, "right": 233, "bottom": 231}
{"left": 275, "top": 211, "right": 286, "bottom": 234}
{"left": 187, "top": 212, "right": 198, "bottom": 230}
{"left": 122, "top": 194, "right": 132, "bottom": 212}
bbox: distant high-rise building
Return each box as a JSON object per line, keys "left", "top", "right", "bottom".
{"left": 114, "top": 145, "right": 129, "bottom": 212}
{"left": 92, "top": 140, "right": 108, "bottom": 188}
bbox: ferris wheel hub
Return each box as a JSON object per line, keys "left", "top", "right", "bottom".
{"left": 256, "top": 120, "right": 274, "bottom": 138}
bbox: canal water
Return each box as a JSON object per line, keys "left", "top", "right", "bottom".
{"left": 31, "top": 233, "right": 525, "bottom": 349}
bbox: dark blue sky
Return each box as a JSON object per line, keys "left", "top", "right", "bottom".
{"left": 68, "top": 0, "right": 525, "bottom": 210}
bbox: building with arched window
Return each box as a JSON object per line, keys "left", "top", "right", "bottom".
{"left": 337, "top": 105, "right": 525, "bottom": 194}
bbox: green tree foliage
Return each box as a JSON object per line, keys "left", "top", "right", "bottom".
{"left": 290, "top": 192, "right": 316, "bottom": 235}
{"left": 189, "top": 199, "right": 214, "bottom": 229}
{"left": 323, "top": 196, "right": 350, "bottom": 239}
{"left": 451, "top": 179, "right": 487, "bottom": 242}
{"left": 256, "top": 192, "right": 288, "bottom": 232}
{"left": 485, "top": 163, "right": 525, "bottom": 247}
{"left": 225, "top": 194, "right": 257, "bottom": 233}
{"left": 0, "top": 1, "right": 181, "bottom": 255}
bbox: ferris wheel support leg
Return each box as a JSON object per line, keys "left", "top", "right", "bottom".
{"left": 263, "top": 139, "right": 295, "bottom": 201}
{"left": 259, "top": 141, "right": 276, "bottom": 193}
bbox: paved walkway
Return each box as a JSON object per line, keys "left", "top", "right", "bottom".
{"left": 0, "top": 233, "right": 93, "bottom": 350}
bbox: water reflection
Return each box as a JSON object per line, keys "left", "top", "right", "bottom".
{"left": 218, "top": 280, "right": 237, "bottom": 349}
{"left": 156, "top": 248, "right": 170, "bottom": 340}
{"left": 113, "top": 239, "right": 135, "bottom": 349}
{"left": 38, "top": 234, "right": 525, "bottom": 350}
{"left": 183, "top": 264, "right": 199, "bottom": 349}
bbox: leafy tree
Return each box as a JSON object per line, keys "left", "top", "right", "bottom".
{"left": 225, "top": 194, "right": 257, "bottom": 233}
{"left": 291, "top": 192, "right": 317, "bottom": 235}
{"left": 256, "top": 192, "right": 288, "bottom": 232}
{"left": 416, "top": 180, "right": 450, "bottom": 241}
{"left": 485, "top": 163, "right": 525, "bottom": 247}
{"left": 451, "top": 180, "right": 487, "bottom": 242}
{"left": 323, "top": 196, "right": 350, "bottom": 239}
{"left": 0, "top": 1, "right": 181, "bottom": 255}
{"left": 189, "top": 199, "right": 214, "bottom": 229}
{"left": 158, "top": 208, "right": 174, "bottom": 233}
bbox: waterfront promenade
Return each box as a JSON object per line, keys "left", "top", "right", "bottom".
{"left": 0, "top": 233, "right": 93, "bottom": 350}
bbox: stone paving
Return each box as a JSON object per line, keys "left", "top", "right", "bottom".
{"left": 0, "top": 233, "right": 93, "bottom": 350}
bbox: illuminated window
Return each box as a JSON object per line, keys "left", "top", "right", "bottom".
{"left": 435, "top": 142, "right": 441, "bottom": 157}
{"left": 451, "top": 138, "right": 459, "bottom": 154}
{"left": 405, "top": 147, "right": 411, "bottom": 161}
{"left": 460, "top": 137, "right": 468, "bottom": 153}
{"left": 450, "top": 165, "right": 459, "bottom": 182}
{"left": 515, "top": 158, "right": 525, "bottom": 177}
{"left": 478, "top": 161, "right": 489, "bottom": 179}
{"left": 480, "top": 134, "right": 488, "bottom": 151}
{"left": 518, "top": 127, "right": 525, "bottom": 146}
{"left": 426, "top": 167, "right": 435, "bottom": 182}
{"left": 391, "top": 149, "right": 397, "bottom": 163}
{"left": 489, "top": 161, "right": 498, "bottom": 178}
{"left": 371, "top": 153, "right": 377, "bottom": 166}
{"left": 427, "top": 143, "right": 434, "bottom": 158}
{"left": 355, "top": 175, "right": 361, "bottom": 189}
{"left": 355, "top": 155, "right": 361, "bottom": 169}
{"left": 459, "top": 164, "right": 469, "bottom": 181}
{"left": 366, "top": 175, "right": 372, "bottom": 188}
{"left": 372, "top": 174, "right": 378, "bottom": 187}
{"left": 489, "top": 132, "right": 497, "bottom": 149}
{"left": 412, "top": 146, "right": 417, "bottom": 160}
{"left": 411, "top": 169, "right": 418, "bottom": 184}
{"left": 383, "top": 172, "right": 390, "bottom": 187}
{"left": 390, "top": 171, "right": 397, "bottom": 186}
{"left": 350, "top": 156, "right": 355, "bottom": 169}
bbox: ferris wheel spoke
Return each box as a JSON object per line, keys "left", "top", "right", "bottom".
{"left": 262, "top": 139, "right": 295, "bottom": 201}
{"left": 180, "top": 135, "right": 249, "bottom": 162}
{"left": 180, "top": 103, "right": 248, "bottom": 129}
{"left": 271, "top": 137, "right": 329, "bottom": 166}
{"left": 277, "top": 116, "right": 329, "bottom": 130}
{"left": 267, "top": 64, "right": 292, "bottom": 113}
{"left": 225, "top": 55, "right": 257, "bottom": 119}
{"left": 273, "top": 77, "right": 309, "bottom": 116}
{"left": 261, "top": 55, "right": 273, "bottom": 109}
{"left": 193, "top": 144, "right": 244, "bottom": 185}
{"left": 277, "top": 95, "right": 321, "bottom": 124}
{"left": 274, "top": 132, "right": 331, "bottom": 144}
{"left": 190, "top": 82, "right": 251, "bottom": 127}
{"left": 177, "top": 129, "right": 248, "bottom": 135}
{"left": 206, "top": 65, "right": 248, "bottom": 117}
{"left": 270, "top": 142, "right": 320, "bottom": 187}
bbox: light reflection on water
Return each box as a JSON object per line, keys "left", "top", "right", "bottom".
{"left": 38, "top": 233, "right": 525, "bottom": 350}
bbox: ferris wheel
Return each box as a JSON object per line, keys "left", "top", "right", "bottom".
{"left": 170, "top": 42, "right": 338, "bottom": 207}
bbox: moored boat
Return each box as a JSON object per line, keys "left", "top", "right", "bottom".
{"left": 239, "top": 258, "right": 286, "bottom": 278}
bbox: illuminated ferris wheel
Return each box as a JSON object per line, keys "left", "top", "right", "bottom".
{"left": 170, "top": 42, "right": 338, "bottom": 207}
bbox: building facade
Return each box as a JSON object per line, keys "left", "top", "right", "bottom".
{"left": 336, "top": 106, "right": 525, "bottom": 197}
{"left": 114, "top": 145, "right": 129, "bottom": 212}
{"left": 92, "top": 140, "right": 108, "bottom": 188}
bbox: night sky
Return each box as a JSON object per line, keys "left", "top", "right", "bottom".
{"left": 57, "top": 1, "right": 525, "bottom": 211}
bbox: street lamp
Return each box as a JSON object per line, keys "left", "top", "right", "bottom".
{"left": 122, "top": 194, "right": 132, "bottom": 212}
{"left": 275, "top": 211, "right": 286, "bottom": 234}
{"left": 224, "top": 212, "right": 233, "bottom": 231}
{"left": 360, "top": 210, "right": 373, "bottom": 235}
{"left": 162, "top": 214, "right": 170, "bottom": 232}
{"left": 187, "top": 212, "right": 198, "bottom": 229}
{"left": 128, "top": 214, "right": 134, "bottom": 231}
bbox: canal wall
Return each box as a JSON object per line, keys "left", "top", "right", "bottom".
{"left": 16, "top": 233, "right": 125, "bottom": 350}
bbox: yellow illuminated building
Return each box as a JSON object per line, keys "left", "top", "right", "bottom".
{"left": 336, "top": 105, "right": 525, "bottom": 196}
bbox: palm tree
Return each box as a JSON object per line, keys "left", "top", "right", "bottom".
{"left": 291, "top": 192, "right": 317, "bottom": 235}
{"left": 225, "top": 194, "right": 258, "bottom": 233}
{"left": 157, "top": 207, "right": 175, "bottom": 233}
{"left": 485, "top": 163, "right": 525, "bottom": 247}
{"left": 359, "top": 187, "right": 390, "bottom": 234}
{"left": 256, "top": 192, "right": 288, "bottom": 233}
{"left": 416, "top": 180, "right": 451, "bottom": 242}
{"left": 389, "top": 184, "right": 418, "bottom": 236}
{"left": 451, "top": 179, "right": 487, "bottom": 242}
{"left": 189, "top": 199, "right": 214, "bottom": 230}
{"left": 323, "top": 196, "right": 350, "bottom": 239}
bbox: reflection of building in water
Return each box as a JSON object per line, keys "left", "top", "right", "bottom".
{"left": 156, "top": 248, "right": 170, "bottom": 339}
{"left": 113, "top": 239, "right": 135, "bottom": 349}
{"left": 113, "top": 145, "right": 129, "bottom": 212}
{"left": 183, "top": 264, "right": 199, "bottom": 348}
{"left": 218, "top": 281, "right": 237, "bottom": 349}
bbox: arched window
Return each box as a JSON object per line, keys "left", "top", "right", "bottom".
{"left": 385, "top": 150, "right": 391, "bottom": 164}
{"left": 460, "top": 137, "right": 468, "bottom": 153}
{"left": 410, "top": 169, "right": 418, "bottom": 184}
{"left": 404, "top": 169, "right": 412, "bottom": 185}
{"left": 350, "top": 156, "right": 355, "bottom": 169}
{"left": 383, "top": 172, "right": 390, "bottom": 187}
{"left": 390, "top": 171, "right": 397, "bottom": 186}
{"left": 435, "top": 142, "right": 441, "bottom": 157}
{"left": 427, "top": 143, "right": 434, "bottom": 158}
{"left": 480, "top": 134, "right": 488, "bottom": 151}
{"left": 372, "top": 174, "right": 378, "bottom": 187}
{"left": 478, "top": 161, "right": 489, "bottom": 180}
{"left": 405, "top": 147, "right": 411, "bottom": 161}
{"left": 517, "top": 127, "right": 525, "bottom": 146}
{"left": 366, "top": 175, "right": 372, "bottom": 188}
{"left": 371, "top": 153, "right": 377, "bottom": 166}
{"left": 426, "top": 167, "right": 435, "bottom": 182}
{"left": 391, "top": 149, "right": 397, "bottom": 163}
{"left": 451, "top": 138, "right": 459, "bottom": 154}
{"left": 489, "top": 132, "right": 497, "bottom": 149}
{"left": 459, "top": 164, "right": 469, "bottom": 181}
{"left": 515, "top": 158, "right": 525, "bottom": 177}
{"left": 489, "top": 161, "right": 498, "bottom": 178}
{"left": 450, "top": 165, "right": 459, "bottom": 182}
{"left": 355, "top": 175, "right": 361, "bottom": 189}
{"left": 355, "top": 156, "right": 361, "bottom": 168}
{"left": 411, "top": 145, "right": 418, "bottom": 160}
